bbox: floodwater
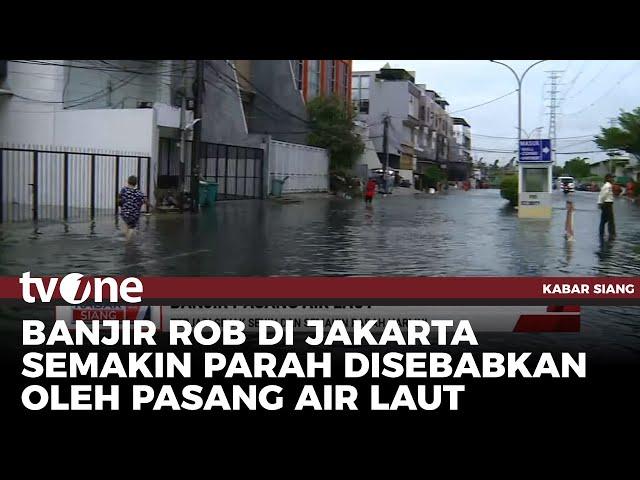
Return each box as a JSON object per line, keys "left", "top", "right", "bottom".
{"left": 0, "top": 189, "right": 638, "bottom": 357}
{"left": 1, "top": 189, "right": 638, "bottom": 277}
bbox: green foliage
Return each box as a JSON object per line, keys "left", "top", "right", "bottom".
{"left": 595, "top": 107, "right": 640, "bottom": 156}
{"left": 580, "top": 175, "right": 603, "bottom": 184}
{"left": 421, "top": 165, "right": 447, "bottom": 189}
{"left": 552, "top": 165, "right": 564, "bottom": 178}
{"left": 500, "top": 174, "right": 518, "bottom": 206}
{"left": 563, "top": 157, "right": 591, "bottom": 179}
{"left": 307, "top": 95, "right": 365, "bottom": 171}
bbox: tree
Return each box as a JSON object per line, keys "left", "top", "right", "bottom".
{"left": 595, "top": 107, "right": 640, "bottom": 157}
{"left": 500, "top": 175, "right": 518, "bottom": 207}
{"left": 552, "top": 165, "right": 564, "bottom": 177}
{"left": 563, "top": 157, "right": 591, "bottom": 179}
{"left": 306, "top": 95, "right": 364, "bottom": 172}
{"left": 422, "top": 165, "right": 446, "bottom": 189}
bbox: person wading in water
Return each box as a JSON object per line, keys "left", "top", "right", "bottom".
{"left": 598, "top": 173, "right": 616, "bottom": 239}
{"left": 118, "top": 175, "right": 147, "bottom": 242}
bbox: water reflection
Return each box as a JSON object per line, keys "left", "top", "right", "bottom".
{"left": 0, "top": 190, "right": 637, "bottom": 278}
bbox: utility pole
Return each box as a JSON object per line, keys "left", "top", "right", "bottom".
{"left": 545, "top": 70, "right": 564, "bottom": 164}
{"left": 179, "top": 60, "right": 188, "bottom": 194}
{"left": 383, "top": 114, "right": 390, "bottom": 193}
{"left": 190, "top": 59, "right": 204, "bottom": 212}
{"left": 607, "top": 117, "right": 618, "bottom": 174}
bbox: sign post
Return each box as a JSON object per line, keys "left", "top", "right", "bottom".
{"left": 518, "top": 139, "right": 553, "bottom": 218}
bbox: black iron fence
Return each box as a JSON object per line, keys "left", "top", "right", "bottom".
{"left": 159, "top": 138, "right": 264, "bottom": 200}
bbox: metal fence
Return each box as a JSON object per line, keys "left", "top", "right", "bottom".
{"left": 159, "top": 138, "right": 265, "bottom": 200}
{"left": 0, "top": 145, "right": 151, "bottom": 223}
{"left": 268, "top": 140, "right": 329, "bottom": 194}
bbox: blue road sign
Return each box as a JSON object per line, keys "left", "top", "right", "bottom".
{"left": 519, "top": 139, "right": 552, "bottom": 162}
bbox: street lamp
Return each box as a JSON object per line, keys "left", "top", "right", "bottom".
{"left": 490, "top": 60, "right": 546, "bottom": 155}
{"left": 515, "top": 125, "right": 545, "bottom": 139}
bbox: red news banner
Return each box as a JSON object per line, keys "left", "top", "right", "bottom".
{"left": 1, "top": 276, "right": 638, "bottom": 302}
{"left": 4, "top": 276, "right": 639, "bottom": 333}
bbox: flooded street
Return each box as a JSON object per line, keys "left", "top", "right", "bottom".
{"left": 1, "top": 189, "right": 639, "bottom": 356}
{"left": 1, "top": 189, "right": 638, "bottom": 277}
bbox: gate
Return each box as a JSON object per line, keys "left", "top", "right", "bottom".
{"left": 0, "top": 145, "right": 151, "bottom": 223}
{"left": 159, "top": 138, "right": 264, "bottom": 200}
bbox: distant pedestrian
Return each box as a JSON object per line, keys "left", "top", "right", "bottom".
{"left": 119, "top": 175, "right": 146, "bottom": 241}
{"left": 565, "top": 200, "right": 575, "bottom": 242}
{"left": 598, "top": 173, "right": 616, "bottom": 239}
{"left": 365, "top": 178, "right": 377, "bottom": 204}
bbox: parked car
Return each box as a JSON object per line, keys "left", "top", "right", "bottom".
{"left": 399, "top": 179, "right": 411, "bottom": 188}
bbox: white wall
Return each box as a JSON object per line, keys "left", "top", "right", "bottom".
{"left": 52, "top": 108, "right": 154, "bottom": 154}
{"left": 0, "top": 61, "right": 66, "bottom": 145}
{"left": 268, "top": 140, "right": 329, "bottom": 193}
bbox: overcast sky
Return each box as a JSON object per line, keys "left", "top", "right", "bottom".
{"left": 353, "top": 60, "right": 640, "bottom": 166}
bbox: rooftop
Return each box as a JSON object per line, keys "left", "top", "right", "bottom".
{"left": 452, "top": 117, "right": 471, "bottom": 127}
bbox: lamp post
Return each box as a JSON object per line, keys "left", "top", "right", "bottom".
{"left": 490, "top": 60, "right": 546, "bottom": 156}
{"left": 516, "top": 126, "right": 545, "bottom": 139}
{"left": 491, "top": 60, "right": 550, "bottom": 218}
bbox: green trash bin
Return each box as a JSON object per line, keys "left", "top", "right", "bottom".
{"left": 206, "top": 181, "right": 218, "bottom": 205}
{"left": 271, "top": 176, "right": 288, "bottom": 197}
{"left": 198, "top": 181, "right": 209, "bottom": 207}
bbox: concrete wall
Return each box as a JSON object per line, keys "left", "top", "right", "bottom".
{"left": 0, "top": 61, "right": 66, "bottom": 145}
{"left": 200, "top": 60, "right": 249, "bottom": 145}
{"left": 358, "top": 77, "right": 413, "bottom": 155}
{"left": 247, "top": 60, "right": 309, "bottom": 144}
{"left": 268, "top": 140, "right": 329, "bottom": 194}
{"left": 63, "top": 60, "right": 176, "bottom": 110}
{"left": 52, "top": 108, "right": 155, "bottom": 153}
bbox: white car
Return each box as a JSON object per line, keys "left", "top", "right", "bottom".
{"left": 558, "top": 176, "right": 575, "bottom": 193}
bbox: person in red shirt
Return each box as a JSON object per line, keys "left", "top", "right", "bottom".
{"left": 365, "top": 178, "right": 377, "bottom": 204}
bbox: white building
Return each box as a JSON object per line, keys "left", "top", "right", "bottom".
{"left": 352, "top": 65, "right": 454, "bottom": 187}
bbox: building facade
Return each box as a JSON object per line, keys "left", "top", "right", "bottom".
{"left": 352, "top": 65, "right": 454, "bottom": 186}
{"left": 449, "top": 117, "right": 472, "bottom": 181}
{"left": 235, "top": 60, "right": 352, "bottom": 145}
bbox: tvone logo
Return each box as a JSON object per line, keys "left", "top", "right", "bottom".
{"left": 19, "top": 272, "right": 143, "bottom": 304}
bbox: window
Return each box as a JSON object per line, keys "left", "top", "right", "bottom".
{"left": 307, "top": 60, "right": 321, "bottom": 99}
{"left": 342, "top": 62, "right": 349, "bottom": 97}
{"left": 409, "top": 95, "right": 419, "bottom": 119}
{"left": 523, "top": 168, "right": 549, "bottom": 192}
{"left": 351, "top": 75, "right": 370, "bottom": 114}
{"left": 292, "top": 60, "right": 304, "bottom": 91}
{"left": 328, "top": 60, "right": 336, "bottom": 94}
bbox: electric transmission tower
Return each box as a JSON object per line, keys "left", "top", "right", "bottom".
{"left": 545, "top": 70, "right": 564, "bottom": 164}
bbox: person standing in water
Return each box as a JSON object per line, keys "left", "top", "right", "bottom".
{"left": 598, "top": 173, "right": 616, "bottom": 239}
{"left": 118, "top": 175, "right": 146, "bottom": 241}
{"left": 565, "top": 200, "right": 575, "bottom": 242}
{"left": 364, "top": 177, "right": 377, "bottom": 204}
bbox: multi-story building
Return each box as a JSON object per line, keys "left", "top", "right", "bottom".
{"left": 415, "top": 87, "right": 452, "bottom": 177}
{"left": 352, "top": 65, "right": 454, "bottom": 186}
{"left": 235, "top": 60, "right": 352, "bottom": 144}
{"left": 352, "top": 66, "right": 420, "bottom": 185}
{"left": 0, "top": 60, "right": 250, "bottom": 148}
{"left": 449, "top": 117, "right": 472, "bottom": 181}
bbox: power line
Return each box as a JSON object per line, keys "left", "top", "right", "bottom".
{"left": 565, "top": 61, "right": 612, "bottom": 101}
{"left": 448, "top": 90, "right": 517, "bottom": 115}
{"left": 10, "top": 60, "right": 193, "bottom": 78}
{"left": 563, "top": 61, "right": 640, "bottom": 116}
{"left": 470, "top": 132, "right": 596, "bottom": 140}
{"left": 211, "top": 61, "right": 311, "bottom": 127}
